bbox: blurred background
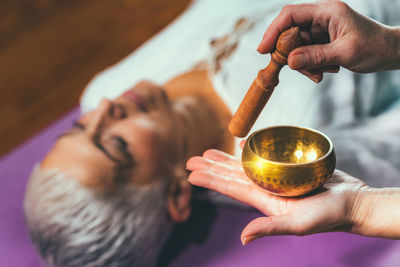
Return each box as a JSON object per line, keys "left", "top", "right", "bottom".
{"left": 0, "top": 0, "right": 190, "bottom": 156}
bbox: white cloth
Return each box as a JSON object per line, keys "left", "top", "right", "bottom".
{"left": 81, "top": 0, "right": 400, "bottom": 187}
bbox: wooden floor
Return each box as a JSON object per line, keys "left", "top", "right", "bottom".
{"left": 0, "top": 0, "right": 190, "bottom": 157}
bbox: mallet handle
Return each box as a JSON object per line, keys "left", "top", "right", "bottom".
{"left": 228, "top": 27, "right": 302, "bottom": 137}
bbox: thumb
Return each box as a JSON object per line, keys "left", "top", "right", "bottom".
{"left": 288, "top": 42, "right": 339, "bottom": 70}
{"left": 241, "top": 215, "right": 300, "bottom": 245}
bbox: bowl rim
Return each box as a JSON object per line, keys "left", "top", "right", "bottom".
{"left": 245, "top": 125, "right": 334, "bottom": 167}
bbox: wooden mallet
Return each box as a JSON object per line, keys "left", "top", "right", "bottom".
{"left": 228, "top": 26, "right": 302, "bottom": 137}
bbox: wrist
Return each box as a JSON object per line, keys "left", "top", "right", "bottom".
{"left": 347, "top": 185, "right": 375, "bottom": 235}
{"left": 348, "top": 186, "right": 400, "bottom": 239}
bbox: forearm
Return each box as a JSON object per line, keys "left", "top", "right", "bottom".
{"left": 350, "top": 186, "right": 400, "bottom": 239}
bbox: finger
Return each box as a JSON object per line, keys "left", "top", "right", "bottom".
{"left": 241, "top": 214, "right": 301, "bottom": 245}
{"left": 202, "top": 149, "right": 241, "bottom": 166}
{"left": 188, "top": 170, "right": 257, "bottom": 207}
{"left": 300, "top": 29, "right": 312, "bottom": 45}
{"left": 288, "top": 42, "right": 340, "bottom": 70}
{"left": 257, "top": 3, "right": 319, "bottom": 54}
{"left": 296, "top": 65, "right": 340, "bottom": 83}
{"left": 189, "top": 169, "right": 287, "bottom": 216}
{"left": 296, "top": 69, "right": 323, "bottom": 83}
{"left": 186, "top": 156, "right": 245, "bottom": 179}
{"left": 201, "top": 150, "right": 250, "bottom": 182}
{"left": 315, "top": 65, "right": 340, "bottom": 73}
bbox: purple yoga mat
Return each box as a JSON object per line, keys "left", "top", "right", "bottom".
{"left": 1, "top": 108, "right": 400, "bottom": 267}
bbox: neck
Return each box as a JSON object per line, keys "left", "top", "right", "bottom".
{"left": 165, "top": 69, "right": 234, "bottom": 160}
{"left": 172, "top": 96, "right": 225, "bottom": 159}
{"left": 164, "top": 69, "right": 233, "bottom": 160}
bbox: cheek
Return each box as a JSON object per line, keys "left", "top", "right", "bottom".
{"left": 133, "top": 116, "right": 178, "bottom": 152}
{"left": 138, "top": 129, "right": 178, "bottom": 174}
{"left": 133, "top": 133, "right": 174, "bottom": 183}
{"left": 128, "top": 120, "right": 166, "bottom": 159}
{"left": 140, "top": 130, "right": 171, "bottom": 164}
{"left": 123, "top": 116, "right": 180, "bottom": 180}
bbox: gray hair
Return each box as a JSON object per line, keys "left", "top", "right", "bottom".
{"left": 24, "top": 165, "right": 174, "bottom": 267}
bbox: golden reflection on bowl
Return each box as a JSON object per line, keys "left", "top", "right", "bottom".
{"left": 242, "top": 126, "right": 336, "bottom": 197}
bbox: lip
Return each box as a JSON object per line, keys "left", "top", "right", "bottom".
{"left": 121, "top": 90, "right": 148, "bottom": 112}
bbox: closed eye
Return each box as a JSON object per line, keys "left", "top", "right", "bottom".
{"left": 113, "top": 136, "right": 127, "bottom": 151}
{"left": 111, "top": 136, "right": 133, "bottom": 162}
{"left": 60, "top": 120, "right": 134, "bottom": 166}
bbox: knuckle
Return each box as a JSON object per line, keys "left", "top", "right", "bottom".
{"left": 281, "top": 5, "right": 291, "bottom": 13}
{"left": 280, "top": 4, "right": 294, "bottom": 15}
{"left": 202, "top": 149, "right": 214, "bottom": 156}
{"left": 332, "top": 1, "right": 350, "bottom": 13}
{"left": 313, "top": 47, "right": 328, "bottom": 66}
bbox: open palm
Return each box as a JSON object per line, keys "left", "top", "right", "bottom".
{"left": 187, "top": 149, "right": 366, "bottom": 244}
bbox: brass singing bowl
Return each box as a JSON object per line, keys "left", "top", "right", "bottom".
{"left": 242, "top": 126, "right": 336, "bottom": 197}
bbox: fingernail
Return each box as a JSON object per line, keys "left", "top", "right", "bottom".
{"left": 325, "top": 66, "right": 340, "bottom": 73}
{"left": 186, "top": 163, "right": 191, "bottom": 170}
{"left": 310, "top": 76, "right": 321, "bottom": 83}
{"left": 241, "top": 235, "right": 258, "bottom": 246}
{"left": 290, "top": 53, "right": 307, "bottom": 69}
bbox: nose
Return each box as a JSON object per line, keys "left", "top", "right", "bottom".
{"left": 86, "top": 98, "right": 112, "bottom": 137}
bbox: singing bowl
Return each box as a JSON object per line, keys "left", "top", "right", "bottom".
{"left": 242, "top": 126, "right": 336, "bottom": 197}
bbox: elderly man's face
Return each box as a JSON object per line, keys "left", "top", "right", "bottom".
{"left": 41, "top": 81, "right": 185, "bottom": 189}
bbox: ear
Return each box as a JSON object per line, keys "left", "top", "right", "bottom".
{"left": 167, "top": 176, "right": 192, "bottom": 223}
